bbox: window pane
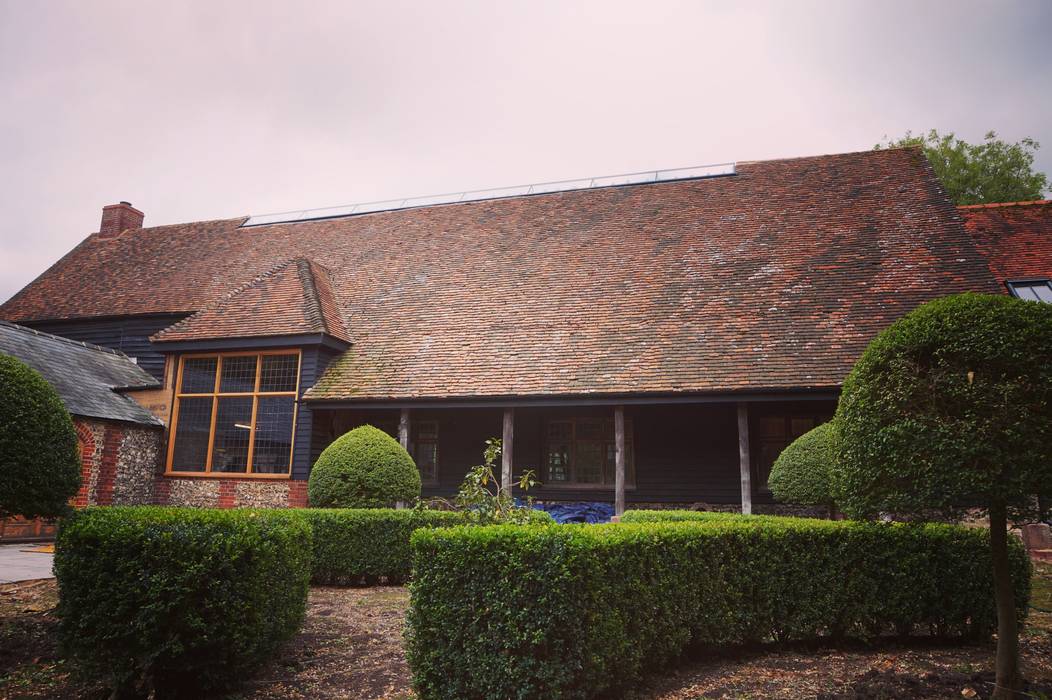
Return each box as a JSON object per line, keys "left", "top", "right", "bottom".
{"left": 260, "top": 354, "right": 298, "bottom": 392}
{"left": 576, "top": 441, "right": 603, "bottom": 483}
{"left": 577, "top": 421, "right": 602, "bottom": 441}
{"left": 415, "top": 421, "right": 439, "bottom": 440}
{"left": 790, "top": 417, "right": 815, "bottom": 439}
{"left": 548, "top": 421, "right": 572, "bottom": 441}
{"left": 1033, "top": 284, "right": 1052, "bottom": 303}
{"left": 220, "top": 355, "right": 258, "bottom": 393}
{"left": 181, "top": 357, "right": 217, "bottom": 394}
{"left": 171, "top": 397, "right": 214, "bottom": 471}
{"left": 211, "top": 397, "right": 254, "bottom": 473}
{"left": 252, "top": 396, "right": 295, "bottom": 473}
{"left": 415, "top": 442, "right": 438, "bottom": 481}
{"left": 547, "top": 443, "right": 571, "bottom": 482}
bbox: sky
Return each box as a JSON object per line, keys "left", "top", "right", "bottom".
{"left": 1, "top": 0, "right": 1050, "bottom": 304}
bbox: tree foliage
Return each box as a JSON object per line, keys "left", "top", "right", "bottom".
{"left": 0, "top": 354, "right": 81, "bottom": 520}
{"left": 834, "top": 293, "right": 1052, "bottom": 521}
{"left": 308, "top": 424, "right": 421, "bottom": 508}
{"left": 768, "top": 422, "right": 837, "bottom": 510}
{"left": 876, "top": 129, "right": 1048, "bottom": 205}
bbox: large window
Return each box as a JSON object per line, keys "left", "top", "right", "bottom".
{"left": 754, "top": 413, "right": 826, "bottom": 491}
{"left": 167, "top": 351, "right": 300, "bottom": 476}
{"left": 545, "top": 418, "right": 634, "bottom": 487}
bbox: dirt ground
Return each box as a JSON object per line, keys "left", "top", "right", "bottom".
{"left": 1, "top": 563, "right": 1050, "bottom": 700}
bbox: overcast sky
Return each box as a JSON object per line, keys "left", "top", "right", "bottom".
{"left": 1, "top": 0, "right": 1050, "bottom": 304}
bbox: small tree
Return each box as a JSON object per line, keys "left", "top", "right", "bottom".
{"left": 834, "top": 293, "right": 1052, "bottom": 698}
{"left": 308, "top": 425, "right": 421, "bottom": 508}
{"left": 875, "top": 129, "right": 1048, "bottom": 205}
{"left": 767, "top": 422, "right": 837, "bottom": 517}
{"left": 451, "top": 438, "right": 538, "bottom": 524}
{"left": 0, "top": 354, "right": 81, "bottom": 520}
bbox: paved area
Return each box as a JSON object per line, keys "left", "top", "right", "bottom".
{"left": 0, "top": 544, "right": 54, "bottom": 583}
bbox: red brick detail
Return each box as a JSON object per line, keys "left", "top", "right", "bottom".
{"left": 152, "top": 476, "right": 172, "bottom": 506}
{"left": 0, "top": 516, "right": 57, "bottom": 542}
{"left": 94, "top": 425, "right": 124, "bottom": 506}
{"left": 73, "top": 421, "right": 97, "bottom": 508}
{"left": 98, "top": 202, "right": 144, "bottom": 239}
{"left": 288, "top": 481, "right": 308, "bottom": 507}
{"left": 218, "top": 481, "right": 237, "bottom": 509}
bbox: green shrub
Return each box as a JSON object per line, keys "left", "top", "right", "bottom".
{"left": 55, "top": 507, "right": 311, "bottom": 696}
{"left": 299, "top": 508, "right": 464, "bottom": 585}
{"left": 308, "top": 425, "right": 422, "bottom": 508}
{"left": 298, "top": 507, "right": 554, "bottom": 585}
{"left": 407, "top": 518, "right": 1029, "bottom": 700}
{"left": 0, "top": 354, "right": 80, "bottom": 520}
{"left": 621, "top": 509, "right": 780, "bottom": 524}
{"left": 768, "top": 422, "right": 837, "bottom": 510}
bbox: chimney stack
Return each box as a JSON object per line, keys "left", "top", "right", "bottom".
{"left": 98, "top": 201, "right": 144, "bottom": 239}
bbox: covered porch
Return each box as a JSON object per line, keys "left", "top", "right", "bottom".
{"left": 306, "top": 395, "right": 836, "bottom": 515}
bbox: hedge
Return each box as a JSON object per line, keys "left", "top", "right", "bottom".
{"left": 55, "top": 507, "right": 311, "bottom": 696}
{"left": 298, "top": 507, "right": 553, "bottom": 585}
{"left": 407, "top": 517, "right": 1030, "bottom": 700}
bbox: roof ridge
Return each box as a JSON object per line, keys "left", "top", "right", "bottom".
{"left": 0, "top": 318, "right": 131, "bottom": 358}
{"left": 957, "top": 200, "right": 1052, "bottom": 209}
{"left": 295, "top": 258, "right": 329, "bottom": 335}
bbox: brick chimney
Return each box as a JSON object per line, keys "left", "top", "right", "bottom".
{"left": 98, "top": 201, "right": 144, "bottom": 239}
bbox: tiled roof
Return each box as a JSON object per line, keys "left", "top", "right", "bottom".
{"left": 0, "top": 148, "right": 1000, "bottom": 400}
{"left": 959, "top": 200, "right": 1052, "bottom": 286}
{"left": 0, "top": 320, "right": 162, "bottom": 425}
{"left": 151, "top": 257, "right": 350, "bottom": 343}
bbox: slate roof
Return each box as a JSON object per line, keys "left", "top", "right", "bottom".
{"left": 0, "top": 321, "right": 162, "bottom": 425}
{"left": 0, "top": 148, "right": 1000, "bottom": 401}
{"left": 959, "top": 200, "right": 1052, "bottom": 287}
{"left": 151, "top": 257, "right": 350, "bottom": 343}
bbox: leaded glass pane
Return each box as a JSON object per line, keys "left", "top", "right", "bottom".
{"left": 211, "top": 397, "right": 253, "bottom": 472}
{"left": 220, "top": 355, "right": 258, "bottom": 393}
{"left": 171, "top": 397, "right": 213, "bottom": 471}
{"left": 252, "top": 396, "right": 295, "bottom": 473}
{"left": 415, "top": 442, "right": 438, "bottom": 481}
{"left": 180, "top": 357, "right": 217, "bottom": 394}
{"left": 547, "top": 443, "right": 570, "bottom": 482}
{"left": 576, "top": 441, "right": 603, "bottom": 483}
{"left": 259, "top": 354, "right": 299, "bottom": 392}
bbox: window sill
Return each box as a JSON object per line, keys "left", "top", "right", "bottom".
{"left": 163, "top": 472, "right": 291, "bottom": 480}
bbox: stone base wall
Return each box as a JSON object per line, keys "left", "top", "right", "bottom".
{"left": 72, "top": 419, "right": 162, "bottom": 507}
{"left": 154, "top": 477, "right": 308, "bottom": 509}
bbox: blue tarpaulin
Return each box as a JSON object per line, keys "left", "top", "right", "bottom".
{"left": 528, "top": 501, "right": 615, "bottom": 524}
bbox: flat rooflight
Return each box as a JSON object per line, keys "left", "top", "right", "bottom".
{"left": 242, "top": 162, "right": 736, "bottom": 227}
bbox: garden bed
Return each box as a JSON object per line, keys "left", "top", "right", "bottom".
{"left": 1, "top": 563, "right": 1050, "bottom": 699}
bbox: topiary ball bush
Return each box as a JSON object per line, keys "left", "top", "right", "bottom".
{"left": 0, "top": 354, "right": 80, "bottom": 520}
{"left": 768, "top": 422, "right": 837, "bottom": 509}
{"left": 309, "top": 425, "right": 421, "bottom": 508}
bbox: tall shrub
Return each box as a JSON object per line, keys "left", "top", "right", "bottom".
{"left": 0, "top": 354, "right": 80, "bottom": 520}
{"left": 308, "top": 425, "right": 421, "bottom": 507}
{"left": 835, "top": 293, "right": 1052, "bottom": 698}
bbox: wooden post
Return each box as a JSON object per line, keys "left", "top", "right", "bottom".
{"left": 737, "top": 402, "right": 752, "bottom": 515}
{"left": 502, "top": 408, "right": 514, "bottom": 492}
{"left": 398, "top": 408, "right": 410, "bottom": 450}
{"left": 614, "top": 405, "right": 626, "bottom": 517}
{"left": 397, "top": 408, "right": 410, "bottom": 510}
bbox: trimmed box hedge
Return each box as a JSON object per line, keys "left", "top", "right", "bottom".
{"left": 55, "top": 507, "right": 311, "bottom": 696}
{"left": 297, "top": 507, "right": 554, "bottom": 585}
{"left": 407, "top": 516, "right": 1030, "bottom": 700}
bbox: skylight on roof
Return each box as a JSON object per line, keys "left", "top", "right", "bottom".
{"left": 241, "top": 163, "right": 736, "bottom": 227}
{"left": 1007, "top": 279, "right": 1052, "bottom": 303}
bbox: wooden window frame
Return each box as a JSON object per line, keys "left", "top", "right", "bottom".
{"left": 411, "top": 419, "right": 440, "bottom": 486}
{"left": 543, "top": 417, "right": 635, "bottom": 490}
{"left": 164, "top": 350, "right": 301, "bottom": 479}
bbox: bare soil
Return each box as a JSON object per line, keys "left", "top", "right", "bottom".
{"left": 1, "top": 562, "right": 1049, "bottom": 699}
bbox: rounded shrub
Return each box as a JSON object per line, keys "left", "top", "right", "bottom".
{"left": 0, "top": 354, "right": 80, "bottom": 520}
{"left": 308, "top": 425, "right": 421, "bottom": 508}
{"left": 768, "top": 422, "right": 837, "bottom": 510}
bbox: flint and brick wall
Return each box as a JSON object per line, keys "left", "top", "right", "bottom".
{"left": 153, "top": 477, "right": 307, "bottom": 509}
